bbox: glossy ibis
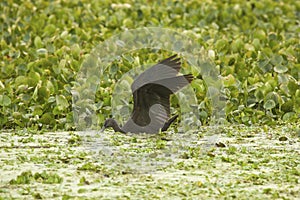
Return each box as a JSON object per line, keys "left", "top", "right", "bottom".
{"left": 101, "top": 55, "right": 193, "bottom": 133}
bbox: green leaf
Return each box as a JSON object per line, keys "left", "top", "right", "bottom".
{"left": 71, "top": 44, "right": 81, "bottom": 58}
{"left": 33, "top": 106, "right": 43, "bottom": 116}
{"left": 36, "top": 48, "right": 48, "bottom": 55}
{"left": 15, "top": 76, "right": 28, "bottom": 87}
{"left": 258, "top": 59, "right": 272, "bottom": 73}
{"left": 34, "top": 36, "right": 43, "bottom": 48}
{"left": 56, "top": 95, "right": 69, "bottom": 110}
{"left": 252, "top": 38, "right": 261, "bottom": 50}
{"left": 231, "top": 38, "right": 244, "bottom": 53}
{"left": 38, "top": 86, "right": 50, "bottom": 101}
{"left": 39, "top": 113, "right": 54, "bottom": 125}
{"left": 282, "top": 112, "right": 296, "bottom": 121}
{"left": 254, "top": 89, "right": 264, "bottom": 102}
{"left": 274, "top": 65, "right": 288, "bottom": 73}
{"left": 215, "top": 39, "right": 229, "bottom": 53}
{"left": 281, "top": 100, "right": 294, "bottom": 112}
{"left": 265, "top": 92, "right": 280, "bottom": 104}
{"left": 287, "top": 80, "right": 298, "bottom": 94}
{"left": 253, "top": 29, "right": 266, "bottom": 40}
{"left": 270, "top": 55, "right": 283, "bottom": 65}
{"left": 264, "top": 99, "right": 276, "bottom": 110}
{"left": 223, "top": 74, "right": 236, "bottom": 87}
{"left": 0, "top": 95, "right": 11, "bottom": 106}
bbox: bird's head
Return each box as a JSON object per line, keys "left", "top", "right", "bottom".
{"left": 101, "top": 118, "right": 119, "bottom": 132}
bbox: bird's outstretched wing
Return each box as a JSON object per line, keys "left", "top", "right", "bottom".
{"left": 124, "top": 55, "right": 193, "bottom": 130}
{"left": 131, "top": 55, "right": 181, "bottom": 93}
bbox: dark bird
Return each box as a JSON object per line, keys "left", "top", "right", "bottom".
{"left": 101, "top": 55, "right": 193, "bottom": 134}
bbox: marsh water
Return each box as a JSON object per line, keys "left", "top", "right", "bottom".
{"left": 1, "top": 125, "right": 299, "bottom": 199}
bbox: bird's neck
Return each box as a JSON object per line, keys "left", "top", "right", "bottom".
{"left": 113, "top": 123, "right": 125, "bottom": 133}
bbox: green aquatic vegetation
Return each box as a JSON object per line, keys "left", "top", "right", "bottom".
{"left": 0, "top": 124, "right": 299, "bottom": 198}
{"left": 0, "top": 0, "right": 299, "bottom": 130}
{"left": 9, "top": 171, "right": 63, "bottom": 185}
{"left": 0, "top": 0, "right": 299, "bottom": 199}
{"left": 67, "top": 134, "right": 82, "bottom": 146}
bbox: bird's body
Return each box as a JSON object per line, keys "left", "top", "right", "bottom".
{"left": 102, "top": 55, "right": 193, "bottom": 134}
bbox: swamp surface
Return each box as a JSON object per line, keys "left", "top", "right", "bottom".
{"left": 0, "top": 124, "right": 299, "bottom": 199}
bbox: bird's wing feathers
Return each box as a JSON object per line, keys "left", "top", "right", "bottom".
{"left": 131, "top": 84, "right": 171, "bottom": 126}
{"left": 122, "top": 103, "right": 168, "bottom": 134}
{"left": 124, "top": 55, "right": 193, "bottom": 131}
{"left": 151, "top": 74, "right": 193, "bottom": 93}
{"left": 131, "top": 55, "right": 181, "bottom": 93}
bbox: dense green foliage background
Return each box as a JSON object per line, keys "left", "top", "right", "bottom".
{"left": 0, "top": 0, "right": 299, "bottom": 130}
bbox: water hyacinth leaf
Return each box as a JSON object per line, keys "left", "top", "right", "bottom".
{"left": 39, "top": 113, "right": 54, "bottom": 125}
{"left": 122, "top": 54, "right": 134, "bottom": 63}
{"left": 38, "top": 86, "right": 50, "bottom": 101}
{"left": 59, "top": 59, "right": 67, "bottom": 69}
{"left": 282, "top": 112, "right": 296, "bottom": 121}
{"left": 265, "top": 92, "right": 280, "bottom": 104}
{"left": 33, "top": 106, "right": 43, "bottom": 116}
{"left": 274, "top": 65, "right": 288, "bottom": 73}
{"left": 253, "top": 29, "right": 266, "bottom": 40}
{"left": 2, "top": 64, "right": 14, "bottom": 77}
{"left": 56, "top": 95, "right": 69, "bottom": 110}
{"left": 258, "top": 59, "right": 272, "bottom": 73}
{"left": 252, "top": 38, "right": 261, "bottom": 50}
{"left": 0, "top": 1, "right": 299, "bottom": 130}
{"left": 263, "top": 99, "right": 276, "bottom": 110}
{"left": 46, "top": 80, "right": 55, "bottom": 94}
{"left": 287, "top": 80, "right": 299, "bottom": 94}
{"left": 109, "top": 63, "right": 119, "bottom": 75}
{"left": 278, "top": 73, "right": 289, "bottom": 84}
{"left": 28, "top": 72, "right": 41, "bottom": 87}
{"left": 21, "top": 94, "right": 31, "bottom": 103}
{"left": 254, "top": 89, "right": 264, "bottom": 102}
{"left": 231, "top": 38, "right": 244, "bottom": 53}
{"left": 12, "top": 112, "right": 22, "bottom": 119}
{"left": 34, "top": 36, "right": 43, "bottom": 48}
{"left": 268, "top": 33, "right": 277, "bottom": 41}
{"left": 281, "top": 100, "right": 294, "bottom": 112}
{"left": 44, "top": 24, "right": 56, "bottom": 36}
{"left": 116, "top": 40, "right": 125, "bottom": 47}
{"left": 15, "top": 76, "right": 28, "bottom": 87}
{"left": 36, "top": 48, "right": 48, "bottom": 55}
{"left": 270, "top": 54, "right": 283, "bottom": 65}
{"left": 223, "top": 74, "right": 236, "bottom": 87}
{"left": 215, "top": 39, "right": 229, "bottom": 53}
{"left": 32, "top": 85, "right": 39, "bottom": 101}
{"left": 0, "top": 95, "right": 11, "bottom": 106}
{"left": 246, "top": 43, "right": 256, "bottom": 52}
{"left": 71, "top": 44, "right": 81, "bottom": 58}
{"left": 199, "top": 110, "right": 208, "bottom": 119}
